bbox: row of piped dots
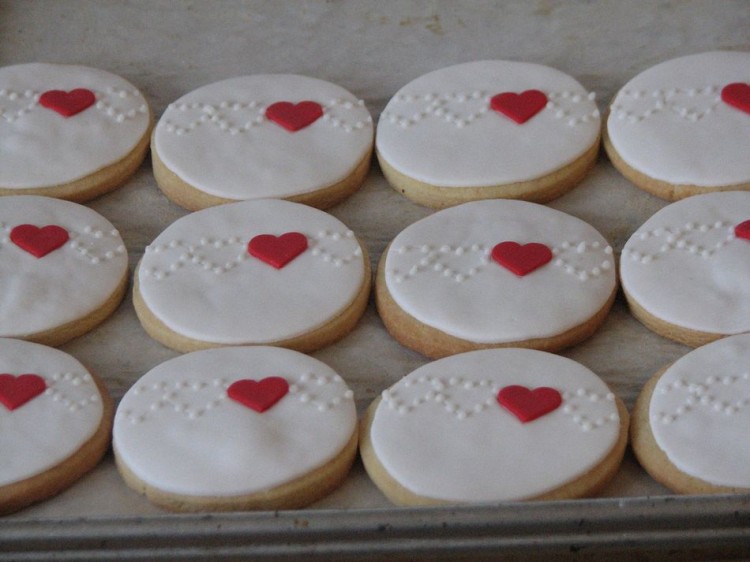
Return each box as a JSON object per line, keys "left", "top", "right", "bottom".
{"left": 551, "top": 240, "right": 614, "bottom": 281}
{"left": 611, "top": 86, "right": 723, "bottom": 123}
{"left": 0, "top": 89, "right": 38, "bottom": 122}
{"left": 45, "top": 372, "right": 100, "bottom": 414}
{"left": 560, "top": 388, "right": 618, "bottom": 431}
{"left": 655, "top": 372, "right": 750, "bottom": 423}
{"left": 389, "top": 244, "right": 491, "bottom": 284}
{"left": 624, "top": 221, "right": 734, "bottom": 264}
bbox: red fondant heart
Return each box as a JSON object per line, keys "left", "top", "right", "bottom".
{"left": 490, "top": 90, "right": 548, "bottom": 124}
{"left": 491, "top": 241, "right": 553, "bottom": 276}
{"left": 227, "top": 377, "right": 289, "bottom": 413}
{"left": 265, "top": 101, "right": 324, "bottom": 132}
{"left": 248, "top": 232, "right": 308, "bottom": 269}
{"left": 721, "top": 83, "right": 750, "bottom": 115}
{"left": 497, "top": 385, "right": 562, "bottom": 423}
{"left": 10, "top": 224, "right": 70, "bottom": 258}
{"left": 735, "top": 220, "right": 750, "bottom": 240}
{"left": 0, "top": 374, "right": 47, "bottom": 411}
{"left": 39, "top": 88, "right": 96, "bottom": 117}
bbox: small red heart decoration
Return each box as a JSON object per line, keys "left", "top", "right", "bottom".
{"left": 497, "top": 385, "right": 562, "bottom": 423}
{"left": 265, "top": 100, "right": 324, "bottom": 132}
{"left": 721, "top": 83, "right": 750, "bottom": 115}
{"left": 227, "top": 377, "right": 289, "bottom": 413}
{"left": 39, "top": 88, "right": 96, "bottom": 117}
{"left": 735, "top": 220, "right": 750, "bottom": 240}
{"left": 490, "top": 90, "right": 548, "bottom": 124}
{"left": 10, "top": 224, "right": 70, "bottom": 258}
{"left": 491, "top": 241, "right": 553, "bottom": 276}
{"left": 248, "top": 232, "right": 308, "bottom": 269}
{"left": 0, "top": 374, "right": 47, "bottom": 411}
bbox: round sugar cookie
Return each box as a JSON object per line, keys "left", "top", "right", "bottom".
{"left": 360, "top": 348, "right": 628, "bottom": 505}
{"left": 0, "top": 195, "right": 128, "bottom": 346}
{"left": 134, "top": 198, "right": 370, "bottom": 353}
{"left": 631, "top": 333, "right": 750, "bottom": 494}
{"left": 620, "top": 191, "right": 750, "bottom": 347}
{"left": 113, "top": 346, "right": 358, "bottom": 511}
{"left": 604, "top": 51, "right": 750, "bottom": 200}
{"left": 375, "top": 60, "right": 601, "bottom": 208}
{"left": 0, "top": 338, "right": 112, "bottom": 515}
{"left": 152, "top": 74, "right": 373, "bottom": 210}
{"left": 0, "top": 63, "right": 152, "bottom": 202}
{"left": 376, "top": 200, "right": 617, "bottom": 358}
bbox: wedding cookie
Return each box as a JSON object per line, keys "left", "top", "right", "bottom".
{"left": 0, "top": 338, "right": 112, "bottom": 515}
{"left": 631, "top": 333, "right": 750, "bottom": 494}
{"left": 0, "top": 195, "right": 128, "bottom": 346}
{"left": 152, "top": 74, "right": 373, "bottom": 210}
{"left": 605, "top": 51, "right": 750, "bottom": 200}
{"left": 113, "top": 346, "right": 358, "bottom": 511}
{"left": 360, "top": 348, "right": 628, "bottom": 505}
{"left": 134, "top": 198, "right": 370, "bottom": 353}
{"left": 376, "top": 60, "right": 601, "bottom": 208}
{"left": 376, "top": 200, "right": 617, "bottom": 358}
{"left": 0, "top": 63, "right": 151, "bottom": 202}
{"left": 620, "top": 191, "right": 750, "bottom": 347}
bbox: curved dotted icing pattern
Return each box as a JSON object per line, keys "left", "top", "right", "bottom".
{"left": 380, "top": 89, "right": 599, "bottom": 130}
{"left": 141, "top": 228, "right": 361, "bottom": 280}
{"left": 620, "top": 191, "right": 750, "bottom": 335}
{"left": 649, "top": 333, "right": 750, "bottom": 487}
{"left": 113, "top": 346, "right": 357, "bottom": 496}
{"left": 161, "top": 97, "right": 371, "bottom": 136}
{"left": 0, "top": 86, "right": 148, "bottom": 124}
{"left": 384, "top": 200, "right": 617, "bottom": 343}
{"left": 381, "top": 373, "right": 618, "bottom": 431}
{"left": 121, "top": 370, "right": 354, "bottom": 424}
{"left": 389, "top": 239, "right": 613, "bottom": 284}
{"left": 0, "top": 339, "right": 104, "bottom": 488}
{"left": 606, "top": 51, "right": 750, "bottom": 187}
{"left": 368, "top": 348, "right": 621, "bottom": 502}
{"left": 0, "top": 221, "right": 126, "bottom": 265}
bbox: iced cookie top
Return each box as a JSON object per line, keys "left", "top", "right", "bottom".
{"left": 376, "top": 60, "right": 600, "bottom": 187}
{"left": 369, "top": 348, "right": 621, "bottom": 501}
{"left": 649, "top": 333, "right": 750, "bottom": 488}
{"left": 0, "top": 339, "right": 105, "bottom": 487}
{"left": 137, "top": 199, "right": 367, "bottom": 344}
{"left": 153, "top": 74, "right": 373, "bottom": 200}
{"left": 383, "top": 200, "right": 616, "bottom": 343}
{"left": 0, "top": 63, "right": 150, "bottom": 189}
{"left": 621, "top": 191, "right": 750, "bottom": 335}
{"left": 607, "top": 51, "right": 750, "bottom": 187}
{"left": 113, "top": 346, "right": 357, "bottom": 496}
{"left": 0, "top": 196, "right": 128, "bottom": 337}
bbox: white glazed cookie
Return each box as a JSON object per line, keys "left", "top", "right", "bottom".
{"left": 376, "top": 200, "right": 617, "bottom": 358}
{"left": 620, "top": 191, "right": 750, "bottom": 347}
{"left": 605, "top": 51, "right": 750, "bottom": 200}
{"left": 376, "top": 60, "right": 601, "bottom": 207}
{"left": 360, "top": 348, "right": 628, "bottom": 505}
{"left": 0, "top": 63, "right": 151, "bottom": 202}
{"left": 134, "top": 199, "right": 370, "bottom": 353}
{"left": 113, "top": 346, "right": 358, "bottom": 511}
{"left": 0, "top": 195, "right": 128, "bottom": 346}
{"left": 0, "top": 338, "right": 112, "bottom": 515}
{"left": 631, "top": 333, "right": 750, "bottom": 494}
{"left": 152, "top": 74, "right": 373, "bottom": 210}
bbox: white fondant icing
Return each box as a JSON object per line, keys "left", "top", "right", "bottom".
{"left": 113, "top": 346, "right": 356, "bottom": 496}
{"left": 0, "top": 339, "right": 104, "bottom": 487}
{"left": 137, "top": 199, "right": 366, "bottom": 344}
{"left": 607, "top": 51, "right": 750, "bottom": 187}
{"left": 649, "top": 333, "right": 750, "bottom": 487}
{"left": 153, "top": 74, "right": 373, "bottom": 200}
{"left": 384, "top": 200, "right": 616, "bottom": 343}
{"left": 0, "top": 196, "right": 128, "bottom": 337}
{"left": 620, "top": 191, "right": 750, "bottom": 334}
{"left": 369, "top": 348, "right": 620, "bottom": 501}
{"left": 0, "top": 63, "right": 150, "bottom": 188}
{"left": 375, "top": 60, "right": 600, "bottom": 187}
